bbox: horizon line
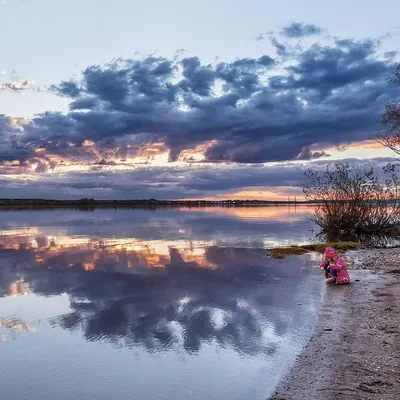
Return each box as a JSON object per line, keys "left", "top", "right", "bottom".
{"left": 0, "top": 198, "right": 316, "bottom": 206}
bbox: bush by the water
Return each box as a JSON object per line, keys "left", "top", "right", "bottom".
{"left": 303, "top": 162, "right": 400, "bottom": 240}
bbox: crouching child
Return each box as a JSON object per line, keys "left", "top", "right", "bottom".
{"left": 319, "top": 246, "right": 350, "bottom": 285}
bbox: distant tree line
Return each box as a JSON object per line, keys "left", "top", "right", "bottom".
{"left": 0, "top": 198, "right": 315, "bottom": 209}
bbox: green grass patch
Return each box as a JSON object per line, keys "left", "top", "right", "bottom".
{"left": 268, "top": 241, "right": 358, "bottom": 259}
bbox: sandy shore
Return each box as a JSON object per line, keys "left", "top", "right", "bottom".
{"left": 268, "top": 248, "right": 400, "bottom": 400}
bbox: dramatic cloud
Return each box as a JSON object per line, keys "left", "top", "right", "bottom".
{"left": 13, "top": 36, "right": 397, "bottom": 164}
{"left": 0, "top": 24, "right": 399, "bottom": 198}
{"left": 280, "top": 22, "right": 323, "bottom": 38}
{"left": 0, "top": 115, "right": 35, "bottom": 163}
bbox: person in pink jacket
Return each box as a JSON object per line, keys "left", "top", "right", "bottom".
{"left": 319, "top": 247, "right": 350, "bottom": 284}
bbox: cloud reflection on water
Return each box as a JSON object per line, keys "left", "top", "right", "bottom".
{"left": 0, "top": 206, "right": 320, "bottom": 358}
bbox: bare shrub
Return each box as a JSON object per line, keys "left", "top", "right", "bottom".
{"left": 303, "top": 162, "right": 400, "bottom": 240}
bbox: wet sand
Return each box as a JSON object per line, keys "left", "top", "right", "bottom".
{"left": 269, "top": 248, "right": 400, "bottom": 400}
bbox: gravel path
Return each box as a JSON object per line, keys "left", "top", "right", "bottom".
{"left": 268, "top": 248, "right": 400, "bottom": 400}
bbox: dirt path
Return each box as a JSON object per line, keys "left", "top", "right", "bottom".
{"left": 268, "top": 248, "right": 400, "bottom": 400}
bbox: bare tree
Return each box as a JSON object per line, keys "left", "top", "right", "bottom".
{"left": 375, "top": 64, "right": 400, "bottom": 155}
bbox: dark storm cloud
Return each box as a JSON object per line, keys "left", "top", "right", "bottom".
{"left": 0, "top": 115, "right": 12, "bottom": 137}
{"left": 1, "top": 27, "right": 399, "bottom": 167}
{"left": 280, "top": 22, "right": 323, "bottom": 38}
{"left": 295, "top": 146, "right": 329, "bottom": 160}
{"left": 48, "top": 80, "right": 81, "bottom": 98}
{"left": 0, "top": 115, "right": 37, "bottom": 162}
{"left": 0, "top": 162, "right": 306, "bottom": 198}
{"left": 179, "top": 57, "right": 216, "bottom": 96}
{"left": 0, "top": 157, "right": 395, "bottom": 199}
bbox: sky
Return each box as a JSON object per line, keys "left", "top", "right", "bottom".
{"left": 1, "top": 0, "right": 400, "bottom": 200}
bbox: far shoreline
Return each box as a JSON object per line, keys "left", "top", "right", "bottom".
{"left": 0, "top": 198, "right": 317, "bottom": 210}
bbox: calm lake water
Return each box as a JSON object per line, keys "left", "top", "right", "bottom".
{"left": 0, "top": 206, "right": 324, "bottom": 400}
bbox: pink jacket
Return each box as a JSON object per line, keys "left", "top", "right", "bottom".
{"left": 320, "top": 247, "right": 351, "bottom": 284}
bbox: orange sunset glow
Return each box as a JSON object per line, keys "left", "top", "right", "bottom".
{"left": 178, "top": 204, "right": 313, "bottom": 220}
{"left": 0, "top": 231, "right": 218, "bottom": 271}
{"left": 0, "top": 134, "right": 394, "bottom": 202}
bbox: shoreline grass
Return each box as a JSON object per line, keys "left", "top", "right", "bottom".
{"left": 268, "top": 241, "right": 359, "bottom": 259}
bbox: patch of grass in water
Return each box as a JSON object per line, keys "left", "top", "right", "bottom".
{"left": 268, "top": 241, "right": 358, "bottom": 259}
{"left": 268, "top": 246, "right": 309, "bottom": 259}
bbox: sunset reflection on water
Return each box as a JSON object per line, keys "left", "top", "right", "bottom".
{"left": 0, "top": 206, "right": 322, "bottom": 400}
